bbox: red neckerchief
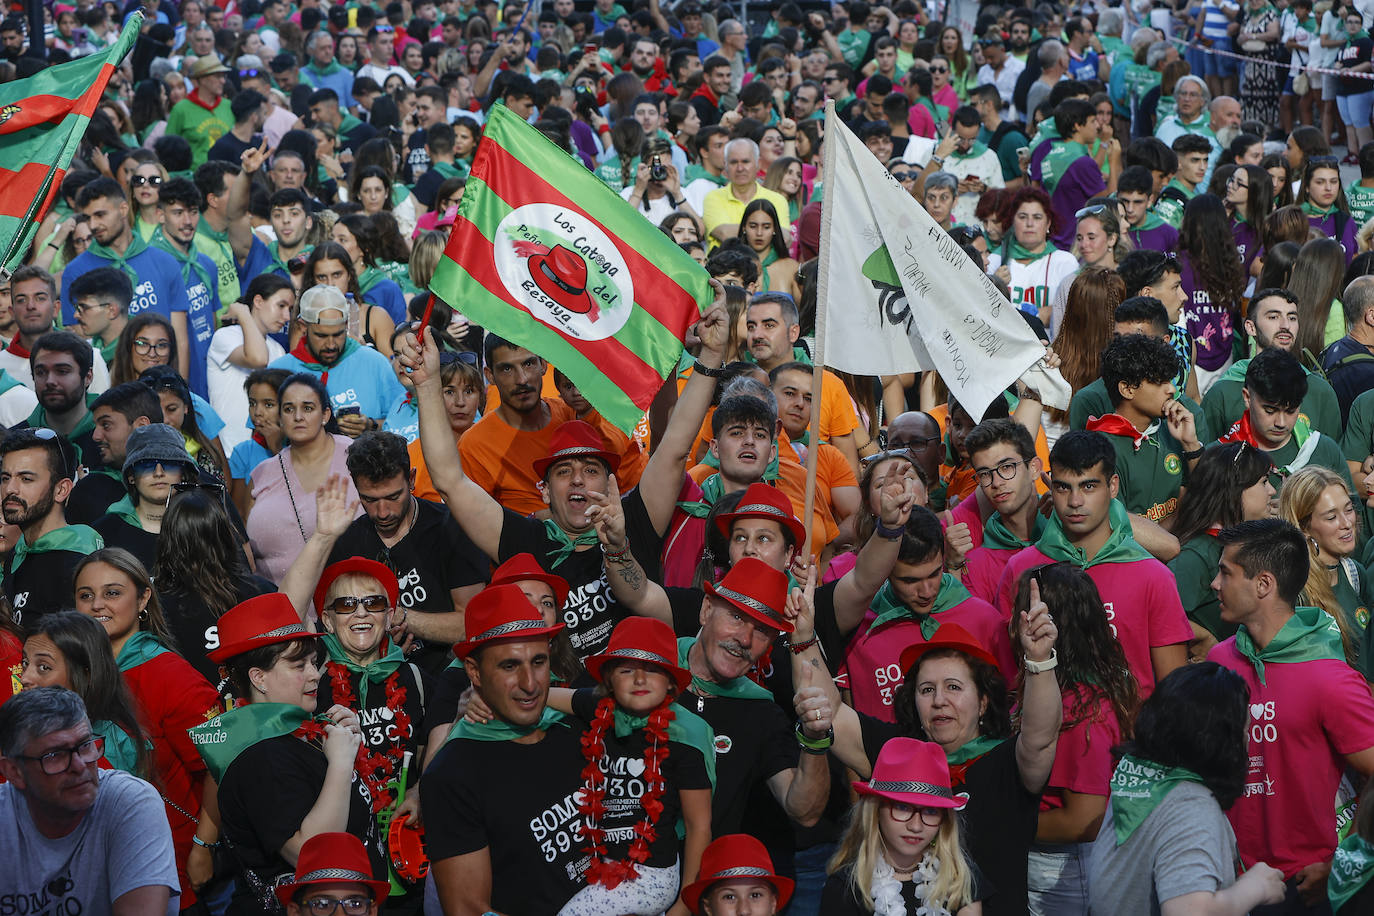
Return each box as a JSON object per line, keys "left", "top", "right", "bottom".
{"left": 289, "top": 338, "right": 330, "bottom": 385}
{"left": 1207, "top": 523, "right": 1224, "bottom": 536}
{"left": 1085, "top": 414, "right": 1148, "bottom": 451}
{"left": 5, "top": 338, "right": 29, "bottom": 359}
{"left": 251, "top": 430, "right": 271, "bottom": 450}
{"left": 187, "top": 88, "right": 222, "bottom": 113}
{"left": 690, "top": 82, "right": 719, "bottom": 107}
{"left": 1219, "top": 412, "right": 1260, "bottom": 448}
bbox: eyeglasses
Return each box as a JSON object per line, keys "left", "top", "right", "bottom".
{"left": 974, "top": 458, "right": 1027, "bottom": 486}
{"left": 32, "top": 427, "right": 70, "bottom": 481}
{"left": 326, "top": 594, "right": 391, "bottom": 614}
{"left": 133, "top": 337, "right": 172, "bottom": 355}
{"left": 929, "top": 65, "right": 949, "bottom": 73}
{"left": 884, "top": 434, "right": 943, "bottom": 452}
{"left": 16, "top": 734, "right": 105, "bottom": 776}
{"left": 885, "top": 801, "right": 945, "bottom": 826}
{"left": 300, "top": 897, "right": 373, "bottom": 916}
{"left": 129, "top": 174, "right": 163, "bottom": 187}
{"left": 73, "top": 300, "right": 113, "bottom": 314}
{"left": 1308, "top": 155, "right": 1340, "bottom": 169}
{"left": 891, "top": 171, "right": 916, "bottom": 182}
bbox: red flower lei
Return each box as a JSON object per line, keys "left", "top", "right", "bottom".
{"left": 577, "top": 695, "right": 674, "bottom": 889}
{"left": 326, "top": 662, "right": 412, "bottom": 815}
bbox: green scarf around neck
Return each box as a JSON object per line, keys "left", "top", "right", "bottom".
{"left": 1133, "top": 211, "right": 1165, "bottom": 232}
{"left": 448, "top": 704, "right": 565, "bottom": 743}
{"left": 542, "top": 518, "right": 600, "bottom": 567}
{"left": 151, "top": 227, "right": 217, "bottom": 296}
{"left": 982, "top": 510, "right": 1047, "bottom": 552}
{"left": 11, "top": 525, "right": 103, "bottom": 574}
{"left": 1036, "top": 500, "right": 1151, "bottom": 569}
{"left": 612, "top": 702, "right": 717, "bottom": 787}
{"left": 1234, "top": 605, "right": 1344, "bottom": 685}
{"left": 1040, "top": 140, "right": 1091, "bottom": 193}
{"left": 323, "top": 632, "right": 405, "bottom": 708}
{"left": 359, "top": 265, "right": 389, "bottom": 294}
{"left": 187, "top": 702, "right": 317, "bottom": 783}
{"left": 106, "top": 494, "right": 142, "bottom": 530}
{"left": 870, "top": 576, "right": 971, "bottom": 634}
{"left": 306, "top": 58, "right": 344, "bottom": 77}
{"left": 1301, "top": 200, "right": 1341, "bottom": 218}
{"left": 92, "top": 719, "right": 141, "bottom": 773}
{"left": 1109, "top": 753, "right": 1205, "bottom": 845}
{"left": 677, "top": 637, "right": 773, "bottom": 701}
{"left": 86, "top": 230, "right": 151, "bottom": 287}
{"left": 115, "top": 631, "right": 169, "bottom": 671}
{"left": 1007, "top": 237, "right": 1057, "bottom": 264}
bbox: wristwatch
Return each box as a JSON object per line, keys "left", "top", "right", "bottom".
{"left": 1024, "top": 648, "right": 1058, "bottom": 675}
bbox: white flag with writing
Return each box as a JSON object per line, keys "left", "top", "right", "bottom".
{"left": 819, "top": 109, "right": 1070, "bottom": 420}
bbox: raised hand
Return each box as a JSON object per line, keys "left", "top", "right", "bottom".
{"left": 1019, "top": 577, "right": 1058, "bottom": 664}
{"left": 241, "top": 137, "right": 270, "bottom": 174}
{"left": 395, "top": 325, "right": 440, "bottom": 389}
{"left": 313, "top": 474, "right": 359, "bottom": 538}
{"left": 794, "top": 663, "right": 833, "bottom": 739}
{"left": 785, "top": 560, "right": 818, "bottom": 636}
{"left": 585, "top": 473, "right": 626, "bottom": 547}
{"left": 941, "top": 509, "right": 973, "bottom": 569}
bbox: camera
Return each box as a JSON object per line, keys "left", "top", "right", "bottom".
{"left": 574, "top": 84, "right": 598, "bottom": 116}
{"left": 650, "top": 156, "right": 667, "bottom": 183}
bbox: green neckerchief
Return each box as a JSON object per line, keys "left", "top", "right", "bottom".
{"left": 92, "top": 719, "right": 140, "bottom": 773}
{"left": 266, "top": 240, "right": 311, "bottom": 276}
{"left": 1109, "top": 753, "right": 1205, "bottom": 845}
{"left": 949, "top": 141, "right": 989, "bottom": 160}
{"left": 1234, "top": 605, "right": 1344, "bottom": 685}
{"left": 1036, "top": 500, "right": 1152, "bottom": 569}
{"left": 294, "top": 336, "right": 359, "bottom": 371}
{"left": 339, "top": 113, "right": 364, "bottom": 139}
{"left": 982, "top": 510, "right": 1048, "bottom": 552}
{"left": 1040, "top": 140, "right": 1091, "bottom": 193}
{"left": 448, "top": 705, "right": 566, "bottom": 743}
{"left": 151, "top": 227, "right": 217, "bottom": 299}
{"left": 106, "top": 494, "right": 142, "bottom": 530}
{"left": 429, "top": 159, "right": 464, "bottom": 181}
{"left": 91, "top": 332, "right": 118, "bottom": 365}
{"left": 697, "top": 445, "right": 783, "bottom": 481}
{"left": 870, "top": 576, "right": 970, "bottom": 635}
{"left": 613, "top": 702, "right": 717, "bottom": 788}
{"left": 306, "top": 58, "right": 344, "bottom": 78}
{"left": 187, "top": 702, "right": 315, "bottom": 783}
{"left": 1007, "top": 237, "right": 1058, "bottom": 263}
{"left": 86, "top": 230, "right": 151, "bottom": 287}
{"left": 1301, "top": 200, "right": 1340, "bottom": 218}
{"left": 0, "top": 369, "right": 20, "bottom": 398}
{"left": 116, "top": 631, "right": 170, "bottom": 671}
{"left": 26, "top": 392, "right": 97, "bottom": 446}
{"left": 196, "top": 214, "right": 229, "bottom": 246}
{"left": 944, "top": 733, "right": 1006, "bottom": 766}
{"left": 1349, "top": 29, "right": 1371, "bottom": 44}
{"left": 677, "top": 637, "right": 773, "bottom": 701}
{"left": 1331, "top": 834, "right": 1374, "bottom": 911}
{"left": 11, "top": 524, "right": 103, "bottom": 574}
{"left": 358, "top": 265, "right": 390, "bottom": 295}
{"left": 542, "top": 518, "right": 600, "bottom": 567}
{"left": 323, "top": 633, "right": 404, "bottom": 708}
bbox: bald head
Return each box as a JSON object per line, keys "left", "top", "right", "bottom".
{"left": 1344, "top": 275, "right": 1374, "bottom": 329}
{"left": 1209, "top": 95, "right": 1241, "bottom": 130}
{"left": 886, "top": 411, "right": 943, "bottom": 480}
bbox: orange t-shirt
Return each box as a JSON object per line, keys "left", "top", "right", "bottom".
{"left": 457, "top": 398, "right": 578, "bottom": 515}
{"left": 929, "top": 403, "right": 1051, "bottom": 504}
{"left": 689, "top": 367, "right": 863, "bottom": 464}
{"left": 408, "top": 433, "right": 454, "bottom": 504}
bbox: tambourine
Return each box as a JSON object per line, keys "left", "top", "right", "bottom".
{"left": 388, "top": 813, "right": 430, "bottom": 882}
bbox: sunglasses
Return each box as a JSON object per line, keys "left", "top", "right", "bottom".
{"left": 327, "top": 594, "right": 391, "bottom": 614}
{"left": 891, "top": 171, "right": 916, "bottom": 181}
{"left": 129, "top": 174, "right": 163, "bottom": 187}
{"left": 374, "top": 24, "right": 395, "bottom": 32}
{"left": 238, "top": 68, "right": 261, "bottom": 78}
{"left": 1308, "top": 155, "right": 1340, "bottom": 169}
{"left": 172, "top": 480, "right": 226, "bottom": 497}
{"left": 439, "top": 349, "right": 479, "bottom": 366}
{"left": 1074, "top": 203, "right": 1111, "bottom": 219}
{"left": 929, "top": 65, "right": 949, "bottom": 73}
{"left": 32, "top": 427, "right": 71, "bottom": 481}
{"left": 129, "top": 458, "right": 182, "bottom": 476}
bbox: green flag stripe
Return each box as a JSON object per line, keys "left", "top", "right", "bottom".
{"left": 478, "top": 105, "right": 713, "bottom": 316}
{"left": 0, "top": 54, "right": 125, "bottom": 108}
{"left": 454, "top": 174, "right": 691, "bottom": 379}
{"left": 431, "top": 257, "right": 646, "bottom": 429}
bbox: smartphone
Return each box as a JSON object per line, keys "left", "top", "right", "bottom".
{"left": 584, "top": 42, "right": 597, "bottom": 56}
{"left": 336, "top": 405, "right": 362, "bottom": 417}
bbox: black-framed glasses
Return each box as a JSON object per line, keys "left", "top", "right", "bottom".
{"left": 929, "top": 65, "right": 949, "bottom": 73}
{"left": 885, "top": 800, "right": 945, "bottom": 826}
{"left": 891, "top": 171, "right": 916, "bottom": 182}
{"left": 129, "top": 174, "right": 163, "bottom": 187}
{"left": 16, "top": 734, "right": 104, "bottom": 775}
{"left": 301, "top": 898, "right": 373, "bottom": 916}
{"left": 172, "top": 480, "right": 225, "bottom": 497}
{"left": 974, "top": 458, "right": 1027, "bottom": 486}
{"left": 884, "top": 434, "right": 943, "bottom": 452}
{"left": 327, "top": 594, "right": 390, "bottom": 614}
{"left": 133, "top": 337, "right": 172, "bottom": 355}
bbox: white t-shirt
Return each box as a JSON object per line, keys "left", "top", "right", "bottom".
{"left": 620, "top": 186, "right": 680, "bottom": 225}
{"left": 986, "top": 248, "right": 1079, "bottom": 317}
{"left": 0, "top": 384, "right": 38, "bottom": 427}
{"left": 208, "top": 325, "right": 286, "bottom": 452}
{"left": 0, "top": 768, "right": 180, "bottom": 915}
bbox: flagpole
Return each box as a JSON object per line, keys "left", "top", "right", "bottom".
{"left": 802, "top": 101, "right": 837, "bottom": 562}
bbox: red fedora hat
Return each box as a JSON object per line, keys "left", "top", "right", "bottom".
{"left": 453, "top": 583, "right": 565, "bottom": 659}
{"left": 714, "top": 482, "right": 806, "bottom": 548}
{"left": 681, "top": 834, "right": 794, "bottom": 914}
{"left": 531, "top": 419, "right": 621, "bottom": 480}
{"left": 529, "top": 244, "right": 594, "bottom": 314}
{"left": 703, "top": 556, "right": 794, "bottom": 634}
{"left": 273, "top": 832, "right": 390, "bottom": 907}
{"left": 313, "top": 557, "right": 400, "bottom": 618}
{"left": 208, "top": 593, "right": 320, "bottom": 664}
{"left": 897, "top": 621, "right": 1000, "bottom": 677}
{"left": 490, "top": 552, "right": 570, "bottom": 610}
{"left": 852, "top": 737, "right": 969, "bottom": 810}
{"left": 585, "top": 616, "right": 692, "bottom": 691}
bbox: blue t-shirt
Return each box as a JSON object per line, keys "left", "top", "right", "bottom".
{"left": 191, "top": 393, "right": 225, "bottom": 439}
{"left": 183, "top": 251, "right": 221, "bottom": 400}
{"left": 61, "top": 247, "right": 191, "bottom": 325}
{"left": 229, "top": 436, "right": 273, "bottom": 482}
{"left": 237, "top": 235, "right": 281, "bottom": 289}
{"left": 382, "top": 393, "right": 418, "bottom": 443}
{"left": 362, "top": 276, "right": 409, "bottom": 325}
{"left": 1067, "top": 50, "right": 1099, "bottom": 82}
{"left": 269, "top": 344, "right": 404, "bottom": 419}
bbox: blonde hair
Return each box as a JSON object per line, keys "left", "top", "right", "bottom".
{"left": 827, "top": 796, "right": 974, "bottom": 912}
{"left": 1278, "top": 466, "right": 1361, "bottom": 662}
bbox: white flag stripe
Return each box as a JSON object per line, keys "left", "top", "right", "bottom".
{"left": 819, "top": 110, "right": 1071, "bottom": 420}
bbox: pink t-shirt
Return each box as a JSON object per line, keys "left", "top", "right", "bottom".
{"left": 996, "top": 546, "right": 1192, "bottom": 699}
{"left": 247, "top": 434, "right": 360, "bottom": 585}
{"left": 841, "top": 594, "right": 1016, "bottom": 722}
{"left": 1210, "top": 639, "right": 1374, "bottom": 877}
{"left": 1040, "top": 688, "right": 1121, "bottom": 812}
{"left": 963, "top": 543, "right": 1022, "bottom": 606}
{"left": 908, "top": 102, "right": 936, "bottom": 139}
{"left": 948, "top": 495, "right": 985, "bottom": 548}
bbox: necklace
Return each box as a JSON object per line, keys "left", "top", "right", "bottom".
{"left": 326, "top": 662, "right": 413, "bottom": 814}
{"left": 576, "top": 695, "right": 673, "bottom": 889}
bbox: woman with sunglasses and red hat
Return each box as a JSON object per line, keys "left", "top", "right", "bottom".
{"left": 822, "top": 737, "right": 984, "bottom": 915}
{"left": 188, "top": 593, "right": 382, "bottom": 911}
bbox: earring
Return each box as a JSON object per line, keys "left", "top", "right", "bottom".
{"left": 137, "top": 609, "right": 148, "bottom": 623}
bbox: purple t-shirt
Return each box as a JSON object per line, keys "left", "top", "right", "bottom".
{"left": 1027, "top": 136, "right": 1054, "bottom": 184}
{"left": 1129, "top": 221, "right": 1179, "bottom": 256}
{"left": 1050, "top": 156, "right": 1107, "bottom": 248}
{"left": 1179, "top": 252, "right": 1235, "bottom": 372}
{"left": 1307, "top": 210, "right": 1358, "bottom": 264}
{"left": 1231, "top": 218, "right": 1262, "bottom": 277}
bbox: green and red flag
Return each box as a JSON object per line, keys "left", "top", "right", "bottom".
{"left": 429, "top": 102, "right": 713, "bottom": 432}
{"left": 0, "top": 13, "right": 142, "bottom": 280}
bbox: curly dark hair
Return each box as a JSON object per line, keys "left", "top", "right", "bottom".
{"left": 894, "top": 648, "right": 1013, "bottom": 741}
{"left": 345, "top": 430, "right": 410, "bottom": 484}
{"left": 1178, "top": 194, "right": 1244, "bottom": 320}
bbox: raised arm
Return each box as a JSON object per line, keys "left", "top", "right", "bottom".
{"left": 588, "top": 473, "right": 673, "bottom": 625}
{"left": 226, "top": 140, "right": 267, "bottom": 261}
{"left": 769, "top": 657, "right": 832, "bottom": 827}
{"left": 397, "top": 326, "right": 506, "bottom": 559}
{"left": 279, "top": 474, "right": 358, "bottom": 619}
{"left": 831, "top": 476, "right": 918, "bottom": 634}
{"left": 1013, "top": 578, "right": 1062, "bottom": 794}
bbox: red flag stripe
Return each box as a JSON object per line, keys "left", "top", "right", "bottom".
{"left": 0, "top": 162, "right": 65, "bottom": 220}
{"left": 467, "top": 139, "right": 701, "bottom": 332}
{"left": 448, "top": 219, "right": 670, "bottom": 400}
{"left": 0, "top": 65, "right": 113, "bottom": 136}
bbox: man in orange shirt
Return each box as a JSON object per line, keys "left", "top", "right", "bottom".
{"left": 770, "top": 361, "right": 860, "bottom": 534}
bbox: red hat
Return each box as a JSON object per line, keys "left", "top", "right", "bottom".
{"left": 490, "top": 552, "right": 570, "bottom": 610}
{"left": 531, "top": 420, "right": 621, "bottom": 480}
{"left": 852, "top": 737, "right": 969, "bottom": 810}
{"left": 453, "top": 583, "right": 564, "bottom": 659}
{"left": 585, "top": 617, "right": 692, "bottom": 691}
{"left": 897, "top": 622, "right": 1000, "bottom": 678}
{"left": 313, "top": 557, "right": 400, "bottom": 618}
{"left": 208, "top": 593, "right": 320, "bottom": 664}
{"left": 714, "top": 482, "right": 806, "bottom": 548}
{"left": 703, "top": 557, "right": 793, "bottom": 634}
{"left": 273, "top": 833, "right": 390, "bottom": 907}
{"left": 529, "top": 244, "right": 594, "bottom": 314}
{"left": 681, "top": 834, "right": 794, "bottom": 914}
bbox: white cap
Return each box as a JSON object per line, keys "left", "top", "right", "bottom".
{"left": 299, "top": 284, "right": 348, "bottom": 324}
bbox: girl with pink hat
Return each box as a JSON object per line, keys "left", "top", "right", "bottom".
{"left": 822, "top": 737, "right": 983, "bottom": 915}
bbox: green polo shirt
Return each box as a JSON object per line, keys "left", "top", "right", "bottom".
{"left": 1168, "top": 534, "right": 1234, "bottom": 641}
{"left": 1341, "top": 388, "right": 1374, "bottom": 464}
{"left": 1069, "top": 379, "right": 1211, "bottom": 441}
{"left": 1099, "top": 422, "right": 1186, "bottom": 523}
{"left": 1202, "top": 364, "right": 1343, "bottom": 441}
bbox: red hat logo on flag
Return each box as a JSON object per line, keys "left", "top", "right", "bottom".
{"left": 529, "top": 244, "right": 594, "bottom": 316}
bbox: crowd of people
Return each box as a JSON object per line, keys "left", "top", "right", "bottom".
{"left": 8, "top": 0, "right": 1374, "bottom": 915}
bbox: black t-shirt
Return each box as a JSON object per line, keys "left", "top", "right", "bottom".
{"left": 4, "top": 546, "right": 87, "bottom": 628}
{"left": 92, "top": 513, "right": 157, "bottom": 572}
{"left": 65, "top": 470, "right": 125, "bottom": 526}
{"left": 1341, "top": 36, "right": 1374, "bottom": 94}
{"left": 158, "top": 573, "right": 277, "bottom": 683}
{"left": 859, "top": 718, "right": 1039, "bottom": 916}
{"left": 316, "top": 658, "right": 431, "bottom": 762}
{"left": 404, "top": 129, "right": 429, "bottom": 185}
{"left": 419, "top": 720, "right": 589, "bottom": 913}
{"left": 423, "top": 661, "right": 471, "bottom": 736}
{"left": 411, "top": 167, "right": 445, "bottom": 209}
{"left": 219, "top": 733, "right": 385, "bottom": 887}
{"left": 497, "top": 487, "right": 663, "bottom": 660}
{"left": 570, "top": 688, "right": 711, "bottom": 869}
{"left": 820, "top": 860, "right": 990, "bottom": 913}
{"left": 207, "top": 130, "right": 259, "bottom": 165}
